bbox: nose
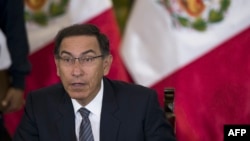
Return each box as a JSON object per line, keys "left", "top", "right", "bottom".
{"left": 71, "top": 61, "right": 83, "bottom": 77}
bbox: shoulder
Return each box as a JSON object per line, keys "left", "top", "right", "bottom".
{"left": 104, "top": 77, "right": 157, "bottom": 99}
{"left": 103, "top": 78, "right": 162, "bottom": 118}
{"left": 25, "top": 83, "right": 67, "bottom": 112}
{"left": 105, "top": 77, "right": 154, "bottom": 90}
{"left": 30, "top": 82, "right": 63, "bottom": 93}
{"left": 27, "top": 82, "right": 65, "bottom": 100}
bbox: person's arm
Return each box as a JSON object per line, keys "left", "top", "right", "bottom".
{"left": 144, "top": 90, "right": 176, "bottom": 141}
{"left": 1, "top": 0, "right": 31, "bottom": 112}
{"left": 4, "top": 0, "right": 31, "bottom": 89}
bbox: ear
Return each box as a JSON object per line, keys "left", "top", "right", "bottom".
{"left": 54, "top": 57, "right": 60, "bottom": 77}
{"left": 103, "top": 55, "right": 113, "bottom": 76}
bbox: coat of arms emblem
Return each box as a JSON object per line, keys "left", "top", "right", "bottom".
{"left": 25, "top": 0, "right": 69, "bottom": 26}
{"left": 161, "top": 0, "right": 231, "bottom": 31}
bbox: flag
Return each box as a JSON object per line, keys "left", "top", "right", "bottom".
{"left": 121, "top": 0, "right": 250, "bottom": 141}
{"left": 5, "top": 0, "right": 129, "bottom": 136}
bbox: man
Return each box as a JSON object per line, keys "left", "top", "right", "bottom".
{"left": 13, "top": 24, "right": 176, "bottom": 141}
{"left": 0, "top": 0, "right": 31, "bottom": 140}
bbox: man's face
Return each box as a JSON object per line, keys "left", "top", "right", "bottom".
{"left": 55, "top": 35, "right": 112, "bottom": 106}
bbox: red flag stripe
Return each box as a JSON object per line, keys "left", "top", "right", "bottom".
{"left": 152, "top": 26, "right": 250, "bottom": 141}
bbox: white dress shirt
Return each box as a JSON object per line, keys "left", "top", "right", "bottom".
{"left": 72, "top": 80, "right": 103, "bottom": 141}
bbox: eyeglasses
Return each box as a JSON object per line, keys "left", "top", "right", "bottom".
{"left": 57, "top": 55, "right": 103, "bottom": 66}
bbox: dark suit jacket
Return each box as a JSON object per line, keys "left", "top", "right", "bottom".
{"left": 13, "top": 78, "right": 176, "bottom": 141}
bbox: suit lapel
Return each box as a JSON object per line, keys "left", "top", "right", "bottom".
{"left": 100, "top": 78, "right": 120, "bottom": 141}
{"left": 53, "top": 79, "right": 121, "bottom": 141}
{"left": 55, "top": 91, "right": 76, "bottom": 141}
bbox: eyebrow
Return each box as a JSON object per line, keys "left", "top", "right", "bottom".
{"left": 60, "top": 49, "right": 97, "bottom": 57}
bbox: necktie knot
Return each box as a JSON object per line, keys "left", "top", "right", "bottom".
{"left": 79, "top": 108, "right": 90, "bottom": 118}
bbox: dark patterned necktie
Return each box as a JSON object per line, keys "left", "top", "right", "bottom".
{"left": 79, "top": 108, "right": 94, "bottom": 141}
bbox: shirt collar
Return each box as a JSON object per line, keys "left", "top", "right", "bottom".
{"left": 71, "top": 79, "right": 104, "bottom": 117}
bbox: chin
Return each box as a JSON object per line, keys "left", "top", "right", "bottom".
{"left": 68, "top": 91, "right": 88, "bottom": 99}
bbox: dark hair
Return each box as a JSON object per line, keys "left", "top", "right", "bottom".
{"left": 54, "top": 24, "right": 110, "bottom": 57}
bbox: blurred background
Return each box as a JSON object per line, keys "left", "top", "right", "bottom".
{"left": 112, "top": 0, "right": 134, "bottom": 33}
{"left": 4, "top": 0, "right": 250, "bottom": 141}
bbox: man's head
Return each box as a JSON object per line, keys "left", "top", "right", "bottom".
{"left": 54, "top": 24, "right": 110, "bottom": 57}
{"left": 54, "top": 24, "right": 113, "bottom": 106}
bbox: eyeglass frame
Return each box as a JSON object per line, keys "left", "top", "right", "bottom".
{"left": 56, "top": 54, "right": 104, "bottom": 66}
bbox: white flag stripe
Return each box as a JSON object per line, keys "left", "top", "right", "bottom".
{"left": 27, "top": 15, "right": 71, "bottom": 54}
{"left": 27, "top": 0, "right": 112, "bottom": 54}
{"left": 121, "top": 0, "right": 178, "bottom": 86}
{"left": 176, "top": 0, "right": 250, "bottom": 68}
{"left": 121, "top": 0, "right": 250, "bottom": 87}
{"left": 0, "top": 29, "right": 11, "bottom": 70}
{"left": 68, "top": 0, "right": 112, "bottom": 24}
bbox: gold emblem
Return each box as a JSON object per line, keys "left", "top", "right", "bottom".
{"left": 25, "top": 0, "right": 46, "bottom": 11}
{"left": 177, "top": 0, "right": 205, "bottom": 17}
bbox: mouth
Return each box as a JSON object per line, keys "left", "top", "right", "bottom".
{"left": 70, "top": 82, "right": 87, "bottom": 89}
{"left": 72, "top": 82, "right": 84, "bottom": 86}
